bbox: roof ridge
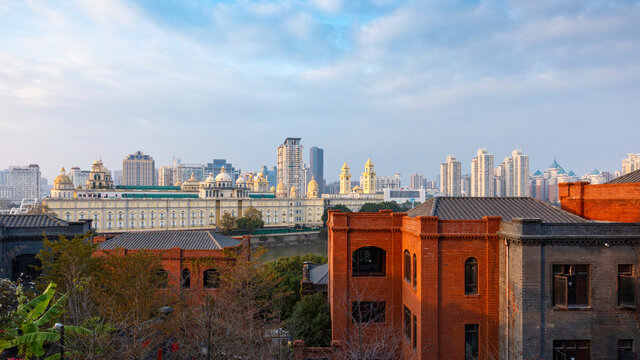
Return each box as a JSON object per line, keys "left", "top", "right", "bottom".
{"left": 430, "top": 197, "right": 438, "bottom": 216}
{"left": 207, "top": 231, "right": 221, "bottom": 249}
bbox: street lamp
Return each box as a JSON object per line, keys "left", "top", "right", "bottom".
{"left": 54, "top": 323, "right": 64, "bottom": 360}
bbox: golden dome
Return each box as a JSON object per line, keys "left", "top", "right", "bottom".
{"left": 290, "top": 185, "right": 298, "bottom": 198}
{"left": 53, "top": 167, "right": 73, "bottom": 189}
{"left": 204, "top": 173, "right": 215, "bottom": 184}
{"left": 174, "top": 179, "right": 182, "bottom": 186}
{"left": 307, "top": 177, "right": 318, "bottom": 192}
{"left": 270, "top": 186, "right": 276, "bottom": 193}
{"left": 236, "top": 176, "right": 246, "bottom": 184}
{"left": 185, "top": 173, "right": 198, "bottom": 184}
{"left": 276, "top": 182, "right": 286, "bottom": 198}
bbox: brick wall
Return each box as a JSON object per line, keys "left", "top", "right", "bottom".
{"left": 559, "top": 181, "right": 640, "bottom": 222}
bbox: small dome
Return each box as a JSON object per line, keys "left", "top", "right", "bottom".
{"left": 236, "top": 176, "right": 246, "bottom": 184}
{"left": 174, "top": 179, "right": 182, "bottom": 186}
{"left": 307, "top": 177, "right": 318, "bottom": 192}
{"left": 204, "top": 173, "right": 215, "bottom": 184}
{"left": 257, "top": 172, "right": 264, "bottom": 178}
{"left": 270, "top": 186, "right": 276, "bottom": 193}
{"left": 290, "top": 185, "right": 298, "bottom": 198}
{"left": 185, "top": 173, "right": 198, "bottom": 184}
{"left": 215, "top": 167, "right": 232, "bottom": 182}
{"left": 276, "top": 182, "right": 285, "bottom": 192}
{"left": 53, "top": 167, "right": 73, "bottom": 189}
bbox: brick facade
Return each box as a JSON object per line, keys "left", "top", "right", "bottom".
{"left": 559, "top": 181, "right": 640, "bottom": 222}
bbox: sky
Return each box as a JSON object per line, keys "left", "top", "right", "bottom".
{"left": 0, "top": 0, "right": 639, "bottom": 183}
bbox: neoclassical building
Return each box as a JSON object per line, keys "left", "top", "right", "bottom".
{"left": 45, "top": 159, "right": 385, "bottom": 233}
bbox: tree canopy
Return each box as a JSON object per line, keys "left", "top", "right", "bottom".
{"left": 236, "top": 207, "right": 264, "bottom": 234}
{"left": 285, "top": 292, "right": 331, "bottom": 347}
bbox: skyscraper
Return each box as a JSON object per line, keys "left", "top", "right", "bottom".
{"left": 158, "top": 166, "right": 173, "bottom": 186}
{"left": 5, "top": 165, "right": 41, "bottom": 202}
{"left": 471, "top": 148, "right": 494, "bottom": 197}
{"left": 69, "top": 167, "right": 90, "bottom": 189}
{"left": 510, "top": 149, "right": 530, "bottom": 197}
{"left": 440, "top": 155, "right": 461, "bottom": 196}
{"left": 309, "top": 146, "right": 324, "bottom": 195}
{"left": 123, "top": 151, "right": 155, "bottom": 186}
{"left": 410, "top": 173, "right": 424, "bottom": 190}
{"left": 622, "top": 153, "right": 640, "bottom": 175}
{"left": 277, "top": 138, "right": 303, "bottom": 198}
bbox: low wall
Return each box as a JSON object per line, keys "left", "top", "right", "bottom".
{"left": 246, "top": 231, "right": 324, "bottom": 247}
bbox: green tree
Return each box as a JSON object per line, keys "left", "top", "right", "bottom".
{"left": 285, "top": 292, "right": 331, "bottom": 347}
{"left": 358, "top": 201, "right": 403, "bottom": 213}
{"left": 0, "top": 282, "right": 89, "bottom": 359}
{"left": 237, "top": 207, "right": 264, "bottom": 234}
{"left": 261, "top": 254, "right": 327, "bottom": 320}
{"left": 219, "top": 212, "right": 237, "bottom": 233}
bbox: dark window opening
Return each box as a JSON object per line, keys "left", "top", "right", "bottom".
{"left": 465, "top": 324, "right": 479, "bottom": 360}
{"left": 404, "top": 250, "right": 411, "bottom": 283}
{"left": 553, "top": 340, "right": 590, "bottom": 360}
{"left": 553, "top": 265, "right": 590, "bottom": 308}
{"left": 412, "top": 314, "right": 417, "bottom": 349}
{"left": 351, "top": 301, "right": 385, "bottom": 323}
{"left": 619, "top": 339, "right": 635, "bottom": 360}
{"left": 352, "top": 247, "right": 386, "bottom": 277}
{"left": 413, "top": 254, "right": 417, "bottom": 288}
{"left": 465, "top": 258, "right": 478, "bottom": 295}
{"left": 181, "top": 268, "right": 190, "bottom": 288}
{"left": 203, "top": 269, "right": 219, "bottom": 289}
{"left": 404, "top": 306, "right": 411, "bottom": 340}
{"left": 619, "top": 265, "right": 635, "bottom": 308}
{"left": 156, "top": 269, "right": 168, "bottom": 288}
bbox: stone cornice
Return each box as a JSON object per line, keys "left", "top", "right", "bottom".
{"left": 499, "top": 232, "right": 640, "bottom": 246}
{"left": 329, "top": 227, "right": 401, "bottom": 233}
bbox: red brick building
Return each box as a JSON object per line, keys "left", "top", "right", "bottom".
{"left": 295, "top": 195, "right": 640, "bottom": 360}
{"left": 559, "top": 169, "right": 640, "bottom": 222}
{"left": 94, "top": 230, "right": 246, "bottom": 291}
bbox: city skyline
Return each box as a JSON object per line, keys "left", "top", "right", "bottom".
{"left": 1, "top": 1, "right": 639, "bottom": 182}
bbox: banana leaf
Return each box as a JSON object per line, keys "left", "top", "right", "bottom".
{"left": 35, "top": 293, "right": 68, "bottom": 327}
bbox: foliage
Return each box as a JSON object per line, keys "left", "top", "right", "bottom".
{"left": 0, "top": 282, "right": 89, "bottom": 359}
{"left": 219, "top": 212, "right": 237, "bottom": 233}
{"left": 321, "top": 205, "right": 351, "bottom": 227}
{"left": 0, "top": 278, "right": 19, "bottom": 328}
{"left": 261, "top": 254, "right": 328, "bottom": 320}
{"left": 285, "top": 293, "right": 331, "bottom": 347}
{"left": 171, "top": 246, "right": 291, "bottom": 359}
{"left": 236, "top": 207, "right": 264, "bottom": 234}
{"left": 358, "top": 201, "right": 404, "bottom": 213}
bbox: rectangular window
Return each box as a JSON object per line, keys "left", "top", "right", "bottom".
{"left": 352, "top": 301, "right": 385, "bottom": 324}
{"left": 404, "top": 306, "right": 411, "bottom": 340}
{"left": 619, "top": 265, "right": 636, "bottom": 308}
{"left": 553, "top": 265, "right": 590, "bottom": 308}
{"left": 619, "top": 339, "right": 634, "bottom": 360}
{"left": 412, "top": 314, "right": 417, "bottom": 349}
{"left": 465, "top": 324, "right": 479, "bottom": 360}
{"left": 413, "top": 254, "right": 417, "bottom": 288}
{"left": 553, "top": 340, "right": 590, "bottom": 360}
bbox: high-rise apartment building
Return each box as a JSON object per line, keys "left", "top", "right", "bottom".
{"left": 440, "top": 155, "right": 461, "bottom": 196}
{"left": 496, "top": 149, "right": 530, "bottom": 197}
{"left": 622, "top": 153, "right": 640, "bottom": 175}
{"left": 410, "top": 173, "right": 424, "bottom": 189}
{"left": 205, "top": 159, "right": 237, "bottom": 183}
{"left": 0, "top": 170, "right": 9, "bottom": 186}
{"left": 309, "top": 146, "right": 324, "bottom": 195}
{"left": 277, "top": 138, "right": 303, "bottom": 198}
{"left": 158, "top": 166, "right": 173, "bottom": 186}
{"left": 123, "top": 151, "right": 155, "bottom": 186}
{"left": 374, "top": 173, "right": 400, "bottom": 190}
{"left": 173, "top": 163, "right": 205, "bottom": 184}
{"left": 5, "top": 165, "right": 41, "bottom": 202}
{"left": 471, "top": 148, "right": 494, "bottom": 197}
{"left": 69, "top": 167, "right": 90, "bottom": 189}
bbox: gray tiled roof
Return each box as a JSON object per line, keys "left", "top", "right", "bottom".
{"left": 98, "top": 230, "right": 241, "bottom": 250}
{"left": 0, "top": 214, "right": 69, "bottom": 228}
{"left": 407, "top": 197, "right": 589, "bottom": 223}
{"left": 606, "top": 169, "right": 640, "bottom": 184}
{"left": 309, "top": 263, "right": 328, "bottom": 285}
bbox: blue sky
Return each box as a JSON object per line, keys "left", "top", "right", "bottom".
{"left": 0, "top": 0, "right": 639, "bottom": 182}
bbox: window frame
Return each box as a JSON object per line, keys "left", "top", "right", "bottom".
{"left": 413, "top": 253, "right": 417, "bottom": 288}
{"left": 181, "top": 268, "right": 191, "bottom": 289}
{"left": 404, "top": 306, "right": 411, "bottom": 340}
{"left": 465, "top": 257, "right": 478, "bottom": 295}
{"left": 553, "top": 340, "right": 590, "bottom": 360}
{"left": 404, "top": 250, "right": 411, "bottom": 283}
{"left": 553, "top": 265, "right": 590, "bottom": 309}
{"left": 203, "top": 269, "right": 219, "bottom": 289}
{"left": 351, "top": 301, "right": 386, "bottom": 324}
{"left": 465, "top": 324, "right": 479, "bottom": 360}
{"left": 352, "top": 246, "right": 386, "bottom": 277}
{"left": 618, "top": 264, "right": 636, "bottom": 309}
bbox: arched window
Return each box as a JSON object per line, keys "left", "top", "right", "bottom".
{"left": 156, "top": 269, "right": 168, "bottom": 288}
{"left": 465, "top": 258, "right": 478, "bottom": 295}
{"left": 404, "top": 250, "right": 411, "bottom": 283}
{"left": 413, "top": 254, "right": 417, "bottom": 288}
{"left": 182, "top": 268, "right": 191, "bottom": 288}
{"left": 352, "top": 246, "right": 386, "bottom": 277}
{"left": 203, "top": 269, "right": 219, "bottom": 289}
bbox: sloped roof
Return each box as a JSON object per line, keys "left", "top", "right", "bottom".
{"left": 606, "top": 169, "right": 640, "bottom": 184}
{"left": 568, "top": 170, "right": 576, "bottom": 176}
{"left": 0, "top": 214, "right": 69, "bottom": 228}
{"left": 590, "top": 169, "right": 600, "bottom": 175}
{"left": 309, "top": 263, "right": 328, "bottom": 285}
{"left": 548, "top": 160, "right": 564, "bottom": 171}
{"left": 406, "top": 197, "right": 589, "bottom": 223}
{"left": 533, "top": 170, "right": 543, "bottom": 176}
{"left": 98, "top": 230, "right": 241, "bottom": 250}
